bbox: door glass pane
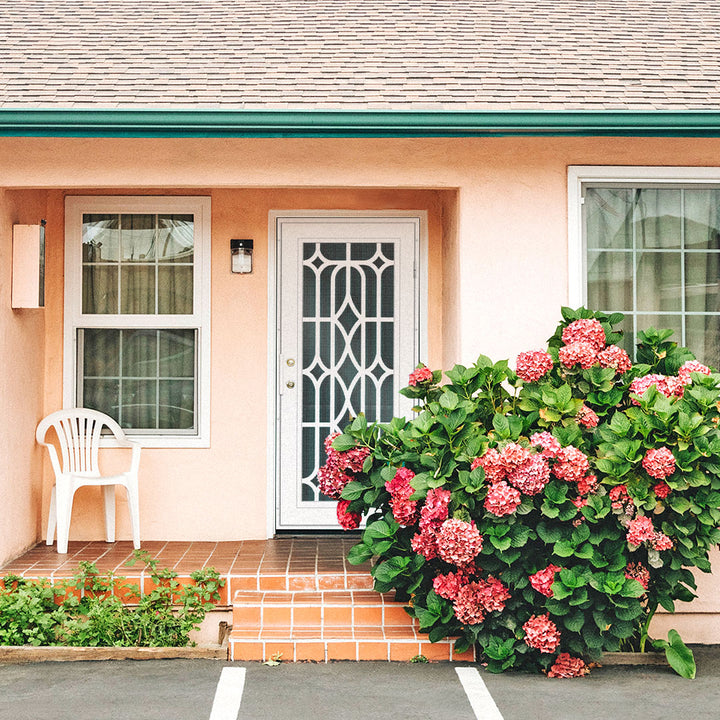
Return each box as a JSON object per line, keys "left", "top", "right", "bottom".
{"left": 301, "top": 240, "right": 397, "bottom": 503}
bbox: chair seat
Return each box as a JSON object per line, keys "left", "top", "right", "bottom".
{"left": 62, "top": 471, "right": 132, "bottom": 486}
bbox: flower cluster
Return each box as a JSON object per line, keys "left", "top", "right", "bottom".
{"left": 653, "top": 482, "right": 671, "bottom": 499}
{"left": 317, "top": 432, "right": 371, "bottom": 499}
{"left": 385, "top": 467, "right": 418, "bottom": 526}
{"left": 436, "top": 519, "right": 483, "bottom": 565}
{"left": 597, "top": 344, "right": 632, "bottom": 374}
{"left": 452, "top": 577, "right": 510, "bottom": 625}
{"left": 642, "top": 447, "right": 676, "bottom": 480}
{"left": 630, "top": 373, "right": 684, "bottom": 404}
{"left": 626, "top": 515, "right": 672, "bottom": 551}
{"left": 523, "top": 613, "right": 561, "bottom": 653}
{"left": 433, "top": 569, "right": 473, "bottom": 601}
{"left": 678, "top": 360, "right": 711, "bottom": 384}
{"left": 471, "top": 448, "right": 504, "bottom": 484}
{"left": 559, "top": 341, "right": 597, "bottom": 369}
{"left": 552, "top": 446, "right": 590, "bottom": 483}
{"left": 410, "top": 488, "right": 452, "bottom": 560}
{"left": 484, "top": 481, "right": 522, "bottom": 516}
{"left": 529, "top": 564, "right": 562, "bottom": 597}
{"left": 507, "top": 454, "right": 551, "bottom": 496}
{"left": 336, "top": 500, "right": 361, "bottom": 530}
{"left": 516, "top": 350, "right": 553, "bottom": 383}
{"left": 547, "top": 654, "right": 589, "bottom": 678}
{"left": 408, "top": 365, "right": 434, "bottom": 386}
{"left": 561, "top": 318, "right": 606, "bottom": 350}
{"left": 625, "top": 561, "right": 650, "bottom": 590}
{"left": 530, "top": 432, "right": 561, "bottom": 458}
{"left": 609, "top": 484, "right": 635, "bottom": 517}
{"left": 576, "top": 404, "right": 599, "bottom": 429}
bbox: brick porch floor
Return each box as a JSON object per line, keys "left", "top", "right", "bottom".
{"left": 0, "top": 538, "right": 475, "bottom": 663}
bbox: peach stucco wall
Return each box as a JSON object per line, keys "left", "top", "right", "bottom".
{"left": 1, "top": 135, "right": 720, "bottom": 556}
{"left": 0, "top": 189, "right": 48, "bottom": 566}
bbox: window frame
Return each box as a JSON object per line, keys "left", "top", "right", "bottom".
{"left": 64, "top": 196, "right": 211, "bottom": 448}
{"left": 568, "top": 166, "right": 720, "bottom": 350}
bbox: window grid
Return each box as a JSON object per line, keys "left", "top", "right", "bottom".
{"left": 585, "top": 185, "right": 720, "bottom": 362}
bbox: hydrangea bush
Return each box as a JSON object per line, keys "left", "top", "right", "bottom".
{"left": 319, "top": 308, "right": 720, "bottom": 678}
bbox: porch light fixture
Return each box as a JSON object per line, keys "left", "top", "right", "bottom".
{"left": 231, "top": 239, "right": 253, "bottom": 274}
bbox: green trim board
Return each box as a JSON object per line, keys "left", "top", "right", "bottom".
{"left": 3, "top": 110, "right": 720, "bottom": 137}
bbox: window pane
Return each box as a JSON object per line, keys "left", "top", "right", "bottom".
{"left": 585, "top": 188, "right": 633, "bottom": 249}
{"left": 686, "top": 315, "right": 720, "bottom": 368}
{"left": 158, "top": 215, "right": 194, "bottom": 263}
{"left": 587, "top": 251, "right": 633, "bottom": 310}
{"left": 121, "top": 379, "right": 157, "bottom": 429}
{"left": 121, "top": 214, "right": 156, "bottom": 262}
{"left": 636, "top": 189, "right": 682, "bottom": 249}
{"left": 82, "top": 214, "right": 119, "bottom": 262}
{"left": 158, "top": 265, "right": 193, "bottom": 314}
{"left": 158, "top": 379, "right": 195, "bottom": 429}
{"left": 121, "top": 266, "right": 155, "bottom": 314}
{"left": 82, "top": 329, "right": 120, "bottom": 377}
{"left": 83, "top": 265, "right": 118, "bottom": 314}
{"left": 159, "top": 329, "right": 195, "bottom": 377}
{"left": 636, "top": 251, "right": 681, "bottom": 311}
{"left": 78, "top": 327, "right": 196, "bottom": 432}
{"left": 684, "top": 190, "right": 720, "bottom": 250}
{"left": 121, "top": 330, "right": 157, "bottom": 378}
{"left": 686, "top": 252, "right": 720, "bottom": 313}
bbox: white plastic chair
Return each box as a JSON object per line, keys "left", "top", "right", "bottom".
{"left": 36, "top": 408, "right": 141, "bottom": 554}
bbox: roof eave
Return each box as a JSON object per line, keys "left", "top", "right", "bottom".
{"left": 2, "top": 109, "right": 720, "bottom": 137}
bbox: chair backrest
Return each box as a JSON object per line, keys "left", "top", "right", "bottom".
{"left": 36, "top": 408, "right": 128, "bottom": 476}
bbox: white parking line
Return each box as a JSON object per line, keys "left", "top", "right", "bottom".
{"left": 209, "top": 667, "right": 246, "bottom": 720}
{"left": 455, "top": 667, "right": 505, "bottom": 720}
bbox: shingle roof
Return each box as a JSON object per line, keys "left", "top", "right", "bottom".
{"left": 1, "top": 0, "right": 720, "bottom": 111}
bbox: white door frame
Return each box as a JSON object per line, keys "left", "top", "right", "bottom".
{"left": 266, "top": 210, "right": 429, "bottom": 536}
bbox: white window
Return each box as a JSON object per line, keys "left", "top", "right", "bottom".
{"left": 569, "top": 167, "right": 720, "bottom": 368}
{"left": 64, "top": 196, "right": 211, "bottom": 447}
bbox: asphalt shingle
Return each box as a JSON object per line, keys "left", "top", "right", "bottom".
{"left": 1, "top": 0, "right": 719, "bottom": 110}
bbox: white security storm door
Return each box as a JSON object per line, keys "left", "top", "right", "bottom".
{"left": 276, "top": 216, "right": 421, "bottom": 529}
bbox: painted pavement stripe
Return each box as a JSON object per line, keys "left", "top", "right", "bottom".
{"left": 455, "top": 667, "right": 505, "bottom": 720}
{"left": 209, "top": 667, "right": 246, "bottom": 720}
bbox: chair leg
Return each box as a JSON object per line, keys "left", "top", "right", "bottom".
{"left": 126, "top": 484, "right": 141, "bottom": 550}
{"left": 46, "top": 486, "right": 57, "bottom": 546}
{"left": 102, "top": 485, "right": 116, "bottom": 543}
{"left": 55, "top": 488, "right": 74, "bottom": 555}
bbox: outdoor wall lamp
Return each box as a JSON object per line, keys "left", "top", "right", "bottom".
{"left": 231, "top": 239, "right": 253, "bottom": 274}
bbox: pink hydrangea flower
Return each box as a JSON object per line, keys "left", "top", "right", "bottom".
{"left": 552, "top": 446, "right": 590, "bottom": 483}
{"left": 318, "top": 465, "right": 353, "bottom": 500}
{"left": 609, "top": 484, "right": 635, "bottom": 516}
{"left": 411, "top": 525, "right": 440, "bottom": 560}
{"left": 385, "top": 467, "right": 418, "bottom": 526}
{"left": 523, "top": 613, "right": 561, "bottom": 653}
{"left": 516, "top": 350, "right": 554, "bottom": 383}
{"left": 562, "top": 318, "right": 606, "bottom": 351}
{"left": 651, "top": 532, "right": 673, "bottom": 551}
{"left": 642, "top": 447, "right": 676, "bottom": 480}
{"left": 558, "top": 341, "right": 597, "bottom": 369}
{"left": 678, "top": 360, "right": 711, "bottom": 385}
{"left": 577, "top": 474, "right": 598, "bottom": 496}
{"left": 433, "top": 570, "right": 470, "bottom": 601}
{"left": 336, "top": 500, "right": 361, "bottom": 530}
{"left": 408, "top": 366, "right": 434, "bottom": 386}
{"left": 530, "top": 432, "right": 561, "bottom": 459}
{"left": 484, "top": 481, "right": 522, "bottom": 516}
{"left": 597, "top": 344, "right": 632, "bottom": 374}
{"left": 420, "top": 487, "right": 451, "bottom": 527}
{"left": 547, "top": 653, "right": 589, "bottom": 678}
{"left": 452, "top": 584, "right": 486, "bottom": 625}
{"left": 630, "top": 373, "right": 684, "bottom": 404}
{"left": 653, "top": 482, "right": 671, "bottom": 499}
{"left": 499, "top": 443, "right": 532, "bottom": 473}
{"left": 436, "top": 519, "right": 483, "bottom": 565}
{"left": 471, "top": 448, "right": 506, "bottom": 484}
{"left": 625, "top": 561, "right": 650, "bottom": 590}
{"left": 507, "top": 454, "right": 551, "bottom": 496}
{"left": 627, "top": 515, "right": 656, "bottom": 546}
{"left": 474, "top": 576, "right": 511, "bottom": 613}
{"left": 576, "top": 404, "right": 599, "bottom": 429}
{"left": 529, "top": 564, "right": 562, "bottom": 598}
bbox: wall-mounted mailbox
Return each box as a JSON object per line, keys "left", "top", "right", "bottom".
{"left": 12, "top": 222, "right": 45, "bottom": 309}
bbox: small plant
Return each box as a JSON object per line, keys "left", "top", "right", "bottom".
{"left": 263, "top": 651, "right": 283, "bottom": 666}
{"left": 0, "top": 550, "right": 224, "bottom": 647}
{"left": 410, "top": 654, "right": 429, "bottom": 663}
{"left": 321, "top": 309, "right": 720, "bottom": 678}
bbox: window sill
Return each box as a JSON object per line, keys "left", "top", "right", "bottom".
{"left": 99, "top": 435, "right": 210, "bottom": 449}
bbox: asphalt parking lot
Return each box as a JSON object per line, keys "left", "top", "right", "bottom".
{"left": 0, "top": 649, "right": 719, "bottom": 720}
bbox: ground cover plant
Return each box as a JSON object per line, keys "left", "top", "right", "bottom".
{"left": 320, "top": 308, "right": 720, "bottom": 678}
{"left": 0, "top": 550, "right": 224, "bottom": 647}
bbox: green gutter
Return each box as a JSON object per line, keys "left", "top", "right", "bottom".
{"left": 2, "top": 110, "right": 720, "bottom": 137}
